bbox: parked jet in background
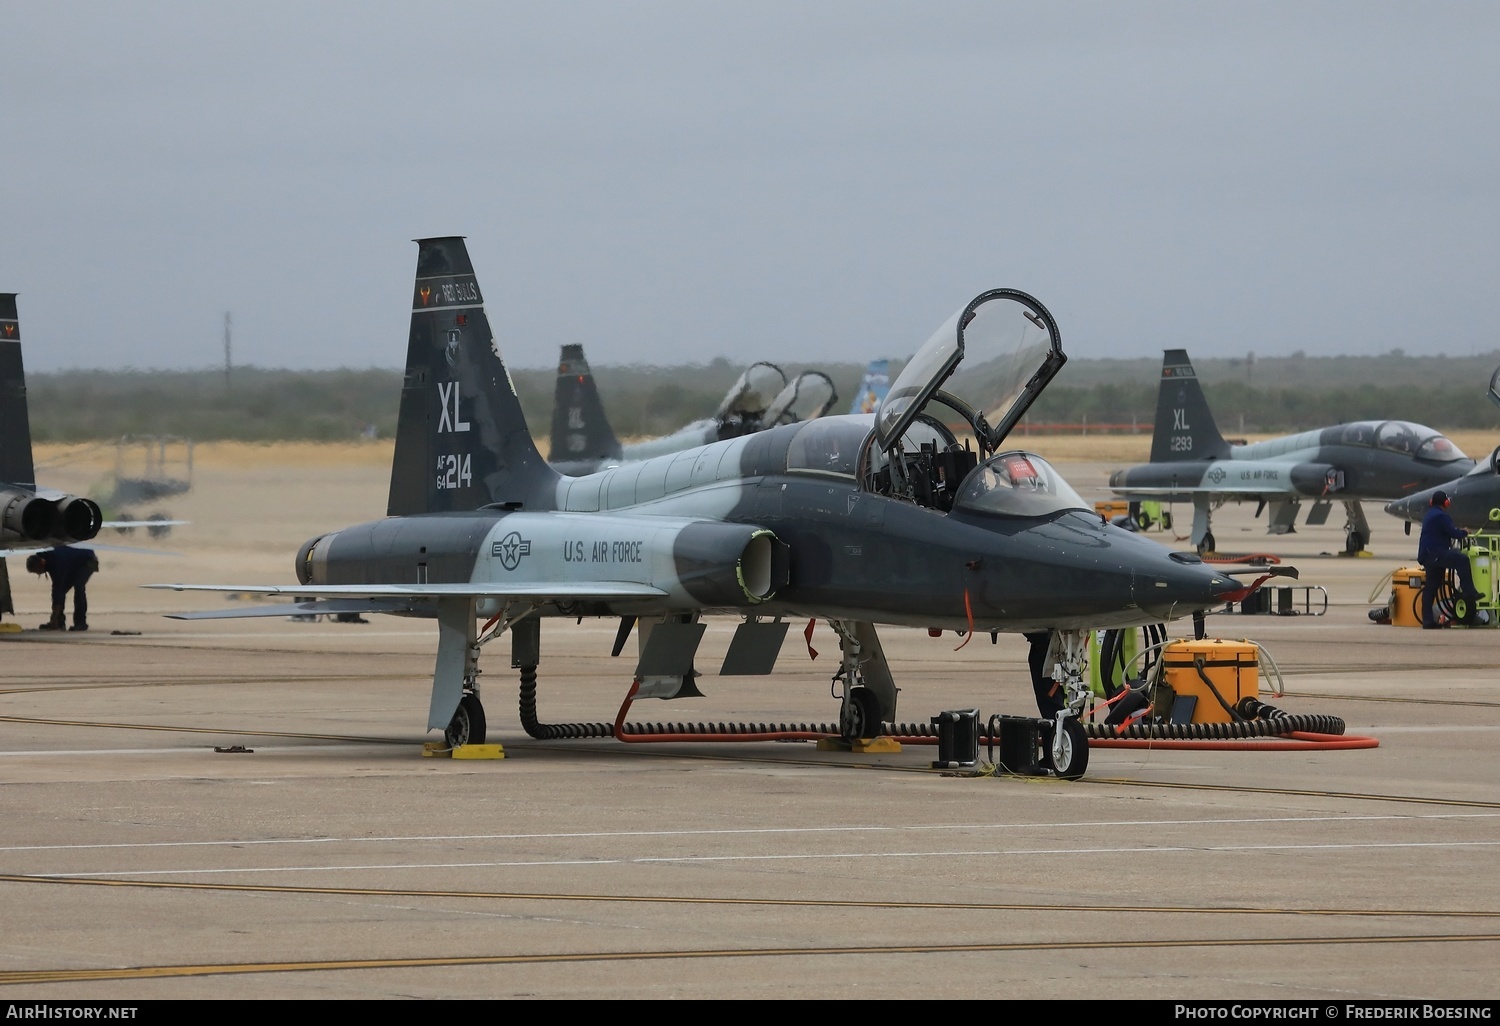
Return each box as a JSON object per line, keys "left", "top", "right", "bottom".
{"left": 1386, "top": 366, "right": 1500, "bottom": 533}
{"left": 848, "top": 358, "right": 891, "bottom": 415}
{"left": 0, "top": 294, "right": 105, "bottom": 622}
{"left": 1109, "top": 349, "right": 1473, "bottom": 555}
{"left": 153, "top": 238, "right": 1245, "bottom": 780}
{"left": 548, "top": 344, "right": 836, "bottom": 476}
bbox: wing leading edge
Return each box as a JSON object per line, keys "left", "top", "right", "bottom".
{"left": 145, "top": 581, "right": 670, "bottom": 620}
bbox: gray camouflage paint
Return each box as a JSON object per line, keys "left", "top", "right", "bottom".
{"left": 296, "top": 238, "right": 1238, "bottom": 633}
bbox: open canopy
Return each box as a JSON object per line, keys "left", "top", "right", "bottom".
{"left": 764, "top": 371, "right": 837, "bottom": 427}
{"left": 874, "top": 288, "right": 1065, "bottom": 459}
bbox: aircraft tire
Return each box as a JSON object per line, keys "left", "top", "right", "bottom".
{"left": 445, "top": 693, "right": 487, "bottom": 748}
{"left": 1345, "top": 531, "right": 1366, "bottom": 556}
{"left": 1198, "top": 531, "right": 1216, "bottom": 556}
{"left": 1045, "top": 719, "right": 1089, "bottom": 781}
{"left": 840, "top": 687, "right": 882, "bottom": 743}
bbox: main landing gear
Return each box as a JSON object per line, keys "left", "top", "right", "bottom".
{"left": 1340, "top": 500, "right": 1371, "bottom": 557}
{"left": 829, "top": 620, "right": 898, "bottom": 743}
{"left": 430, "top": 595, "right": 517, "bottom": 749}
{"left": 445, "top": 692, "right": 487, "bottom": 748}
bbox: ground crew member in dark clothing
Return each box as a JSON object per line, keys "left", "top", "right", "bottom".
{"left": 1418, "top": 490, "right": 1481, "bottom": 629}
{"left": 25, "top": 545, "right": 98, "bottom": 632}
{"left": 1025, "top": 631, "right": 1064, "bottom": 717}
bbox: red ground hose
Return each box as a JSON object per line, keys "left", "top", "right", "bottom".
{"left": 1090, "top": 732, "right": 1379, "bottom": 751}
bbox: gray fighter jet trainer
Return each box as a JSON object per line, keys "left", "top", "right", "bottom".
{"left": 548, "top": 344, "right": 836, "bottom": 476}
{"left": 1386, "top": 367, "right": 1500, "bottom": 533}
{"left": 152, "top": 238, "right": 1246, "bottom": 779}
{"left": 1109, "top": 349, "right": 1473, "bottom": 555}
{"left": 0, "top": 294, "right": 104, "bottom": 620}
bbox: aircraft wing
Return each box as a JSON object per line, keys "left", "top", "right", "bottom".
{"left": 1108, "top": 459, "right": 1332, "bottom": 500}
{"left": 1108, "top": 483, "right": 1300, "bottom": 499}
{"left": 143, "top": 581, "right": 670, "bottom": 620}
{"left": 4, "top": 541, "right": 185, "bottom": 557}
{"left": 101, "top": 519, "right": 190, "bottom": 528}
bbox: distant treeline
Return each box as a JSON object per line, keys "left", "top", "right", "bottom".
{"left": 27, "top": 350, "right": 1500, "bottom": 443}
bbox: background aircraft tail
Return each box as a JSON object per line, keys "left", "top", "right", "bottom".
{"left": 387, "top": 237, "right": 559, "bottom": 516}
{"left": 549, "top": 344, "right": 622, "bottom": 466}
{"left": 0, "top": 294, "right": 102, "bottom": 546}
{"left": 0, "top": 294, "right": 37, "bottom": 490}
{"left": 1149, "top": 349, "right": 1231, "bottom": 463}
{"left": 849, "top": 358, "right": 890, "bottom": 415}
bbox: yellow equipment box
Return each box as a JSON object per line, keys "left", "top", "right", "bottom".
{"left": 1094, "top": 500, "right": 1128, "bottom": 521}
{"left": 1389, "top": 566, "right": 1425, "bottom": 628}
{"left": 1158, "top": 639, "right": 1259, "bottom": 724}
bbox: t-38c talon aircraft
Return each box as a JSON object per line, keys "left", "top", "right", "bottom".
{"left": 152, "top": 238, "right": 1249, "bottom": 779}
{"left": 1108, "top": 349, "right": 1473, "bottom": 556}
{"left": 548, "top": 344, "right": 836, "bottom": 476}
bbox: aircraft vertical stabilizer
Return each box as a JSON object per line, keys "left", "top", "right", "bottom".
{"left": 1149, "top": 349, "right": 1231, "bottom": 463}
{"left": 387, "top": 238, "right": 559, "bottom": 517}
{"left": 0, "top": 294, "right": 37, "bottom": 491}
{"left": 548, "top": 344, "right": 622, "bottom": 467}
{"left": 849, "top": 358, "right": 890, "bottom": 415}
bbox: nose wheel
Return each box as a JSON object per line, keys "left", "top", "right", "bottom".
{"left": 1044, "top": 718, "right": 1089, "bottom": 780}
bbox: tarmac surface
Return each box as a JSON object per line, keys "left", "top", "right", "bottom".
{"left": 1, "top": 448, "right": 1498, "bottom": 1000}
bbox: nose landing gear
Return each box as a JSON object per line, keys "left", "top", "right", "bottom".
{"left": 1043, "top": 716, "right": 1089, "bottom": 780}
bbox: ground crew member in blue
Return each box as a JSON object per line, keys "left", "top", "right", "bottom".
{"left": 25, "top": 545, "right": 98, "bottom": 632}
{"left": 1418, "top": 490, "right": 1482, "bottom": 629}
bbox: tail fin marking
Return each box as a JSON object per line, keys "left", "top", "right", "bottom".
{"left": 1149, "top": 349, "right": 1231, "bottom": 463}
{"left": 0, "top": 294, "right": 37, "bottom": 490}
{"left": 387, "top": 238, "right": 559, "bottom": 517}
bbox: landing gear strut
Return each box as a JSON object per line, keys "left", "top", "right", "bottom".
{"left": 1341, "top": 500, "right": 1371, "bottom": 558}
{"left": 829, "top": 619, "right": 897, "bottom": 742}
{"left": 1022, "top": 629, "right": 1095, "bottom": 780}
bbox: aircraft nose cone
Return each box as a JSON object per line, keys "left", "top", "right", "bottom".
{"left": 1385, "top": 494, "right": 1422, "bottom": 522}
{"left": 1133, "top": 549, "right": 1239, "bottom": 621}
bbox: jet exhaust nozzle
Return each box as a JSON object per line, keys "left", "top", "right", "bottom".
{"left": 2, "top": 491, "right": 56, "bottom": 542}
{"left": 54, "top": 496, "right": 102, "bottom": 542}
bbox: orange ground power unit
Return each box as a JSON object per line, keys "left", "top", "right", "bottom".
{"left": 1389, "top": 566, "right": 1425, "bottom": 628}
{"left": 1158, "top": 639, "right": 1260, "bottom": 724}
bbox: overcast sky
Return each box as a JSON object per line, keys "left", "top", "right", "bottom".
{"left": 5, "top": 2, "right": 1498, "bottom": 373}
